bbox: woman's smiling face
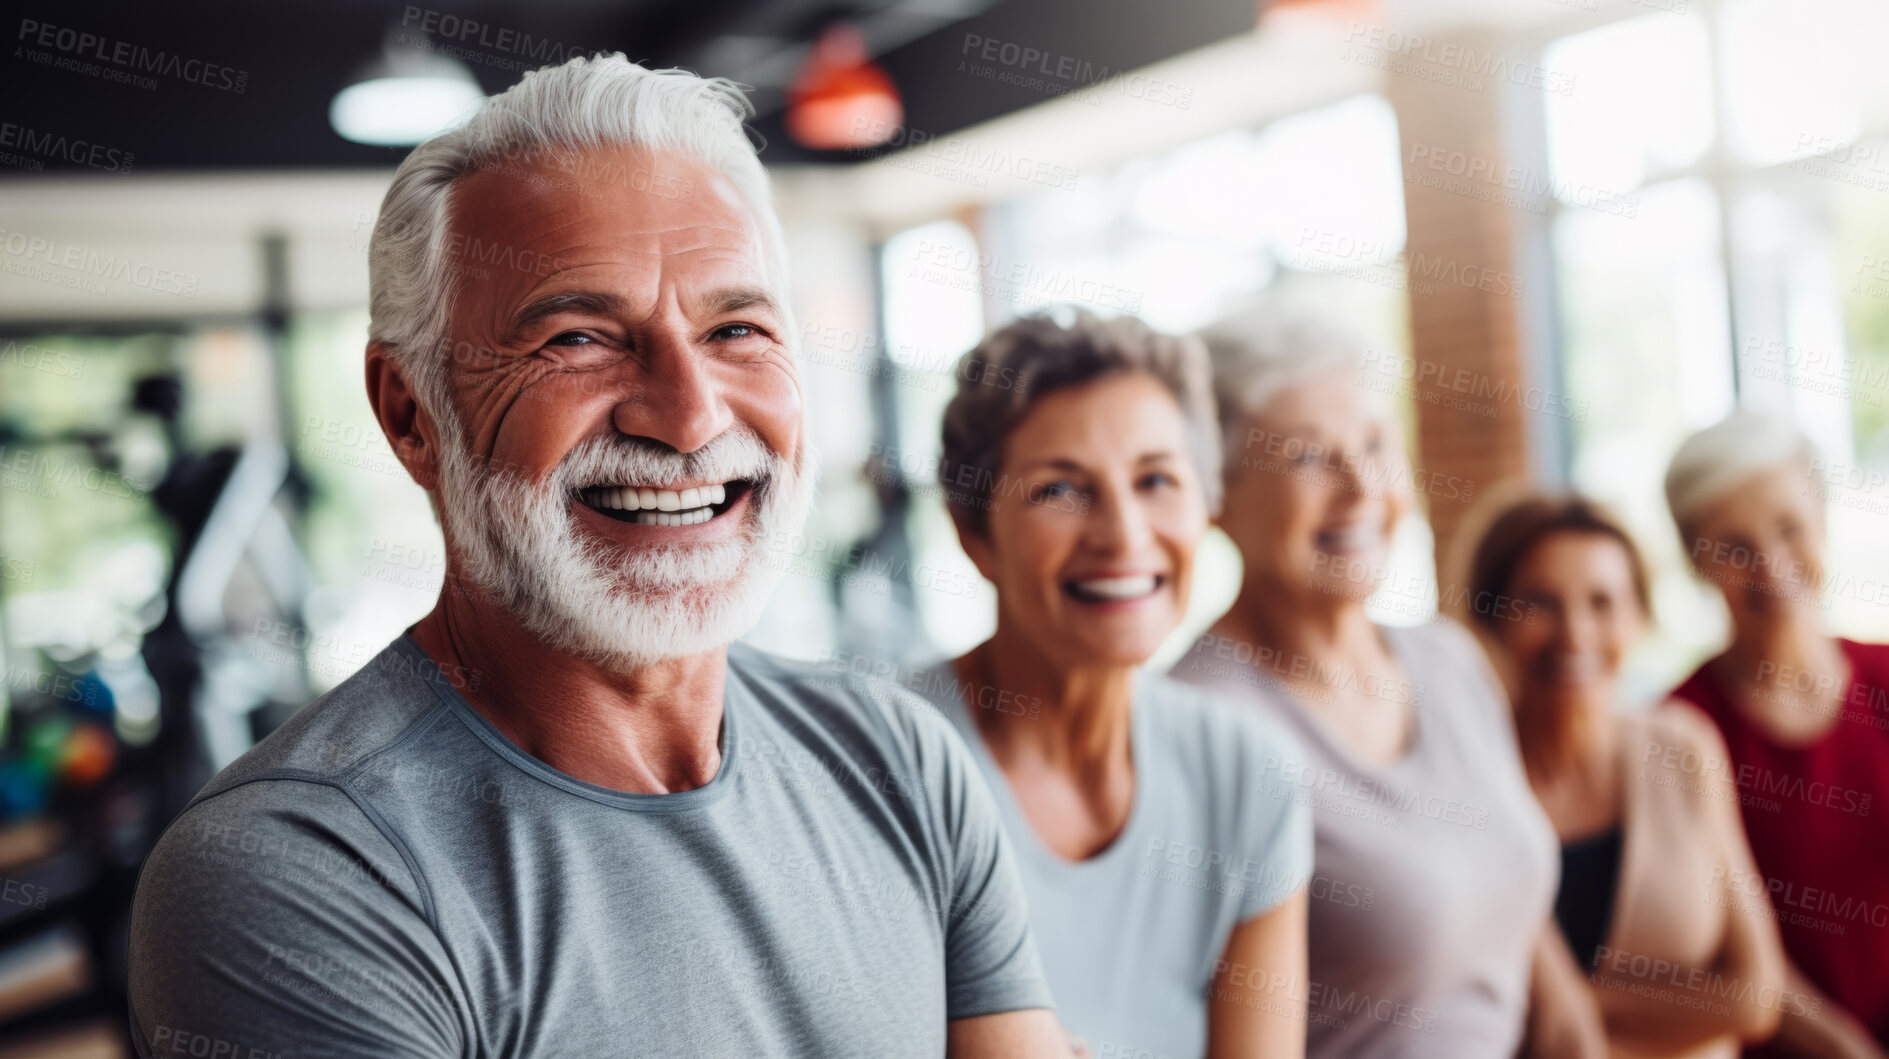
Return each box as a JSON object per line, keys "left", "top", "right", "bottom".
{"left": 961, "top": 372, "right": 1211, "bottom": 671}
{"left": 1498, "top": 531, "right": 1646, "bottom": 711}
{"left": 1218, "top": 368, "right": 1410, "bottom": 606}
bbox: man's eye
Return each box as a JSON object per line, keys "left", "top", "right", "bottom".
{"left": 546, "top": 331, "right": 594, "bottom": 348}
{"left": 714, "top": 323, "right": 759, "bottom": 341}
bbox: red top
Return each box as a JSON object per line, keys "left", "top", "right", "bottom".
{"left": 1671, "top": 639, "right": 1889, "bottom": 1055}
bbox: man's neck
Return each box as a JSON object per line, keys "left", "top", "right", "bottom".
{"left": 410, "top": 575, "right": 730, "bottom": 795}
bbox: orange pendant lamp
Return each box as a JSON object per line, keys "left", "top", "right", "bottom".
{"left": 786, "top": 25, "right": 904, "bottom": 150}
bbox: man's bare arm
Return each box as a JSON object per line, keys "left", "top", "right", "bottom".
{"left": 949, "top": 1009, "right": 1085, "bottom": 1057}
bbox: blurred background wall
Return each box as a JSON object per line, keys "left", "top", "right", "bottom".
{"left": 0, "top": 0, "right": 1885, "bottom": 1052}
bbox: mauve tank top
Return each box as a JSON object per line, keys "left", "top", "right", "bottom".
{"left": 1172, "top": 618, "right": 1558, "bottom": 1059}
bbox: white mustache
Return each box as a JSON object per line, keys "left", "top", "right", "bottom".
{"left": 534, "top": 428, "right": 777, "bottom": 496}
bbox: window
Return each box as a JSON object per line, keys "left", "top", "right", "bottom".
{"left": 1541, "top": 1, "right": 1889, "bottom": 687}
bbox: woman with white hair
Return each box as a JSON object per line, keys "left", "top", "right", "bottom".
{"left": 1169, "top": 306, "right": 1599, "bottom": 1057}
{"left": 1664, "top": 413, "right": 1889, "bottom": 1059}
{"left": 915, "top": 309, "right": 1315, "bottom": 1058}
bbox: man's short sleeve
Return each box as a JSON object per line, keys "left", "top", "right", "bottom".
{"left": 129, "top": 779, "right": 467, "bottom": 1058}
{"left": 887, "top": 688, "right": 1054, "bottom": 1021}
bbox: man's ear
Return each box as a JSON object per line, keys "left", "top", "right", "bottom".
{"left": 949, "top": 507, "right": 1002, "bottom": 589}
{"left": 366, "top": 343, "right": 442, "bottom": 492}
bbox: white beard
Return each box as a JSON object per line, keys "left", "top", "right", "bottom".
{"left": 435, "top": 422, "right": 813, "bottom": 672}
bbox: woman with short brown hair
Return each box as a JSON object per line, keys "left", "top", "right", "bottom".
{"left": 918, "top": 308, "right": 1315, "bottom": 1058}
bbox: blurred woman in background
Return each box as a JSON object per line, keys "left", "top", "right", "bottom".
{"left": 915, "top": 310, "right": 1314, "bottom": 1058}
{"left": 1468, "top": 493, "right": 1785, "bottom": 1057}
{"left": 1169, "top": 307, "right": 1598, "bottom": 1057}
{"left": 1663, "top": 413, "right": 1889, "bottom": 1059}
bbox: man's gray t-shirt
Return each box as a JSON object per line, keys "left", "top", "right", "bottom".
{"left": 128, "top": 636, "right": 1053, "bottom": 1058}
{"left": 909, "top": 664, "right": 1314, "bottom": 1059}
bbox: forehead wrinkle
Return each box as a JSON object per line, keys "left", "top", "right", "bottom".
{"left": 654, "top": 221, "right": 765, "bottom": 266}
{"left": 484, "top": 245, "right": 670, "bottom": 330}
{"left": 451, "top": 172, "right": 771, "bottom": 347}
{"left": 692, "top": 285, "right": 781, "bottom": 318}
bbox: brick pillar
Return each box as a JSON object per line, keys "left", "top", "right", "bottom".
{"left": 1385, "top": 31, "right": 1538, "bottom": 570}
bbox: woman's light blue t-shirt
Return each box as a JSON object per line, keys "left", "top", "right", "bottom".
{"left": 911, "top": 664, "right": 1315, "bottom": 1059}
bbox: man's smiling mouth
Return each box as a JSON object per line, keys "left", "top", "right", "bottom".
{"left": 574, "top": 480, "right": 751, "bottom": 526}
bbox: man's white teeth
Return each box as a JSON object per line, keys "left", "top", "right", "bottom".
{"left": 584, "top": 483, "right": 729, "bottom": 514}
{"left": 1070, "top": 575, "right": 1159, "bottom": 601}
{"left": 636, "top": 508, "right": 714, "bottom": 526}
{"left": 579, "top": 483, "right": 732, "bottom": 526}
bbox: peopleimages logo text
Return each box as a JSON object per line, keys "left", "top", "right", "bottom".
{"left": 0, "top": 122, "right": 133, "bottom": 172}
{"left": 16, "top": 19, "right": 248, "bottom": 92}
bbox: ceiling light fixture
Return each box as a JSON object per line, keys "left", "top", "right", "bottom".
{"left": 330, "top": 39, "right": 485, "bottom": 147}
{"left": 786, "top": 25, "right": 903, "bottom": 150}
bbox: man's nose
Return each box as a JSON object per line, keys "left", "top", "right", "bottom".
{"left": 612, "top": 339, "right": 735, "bottom": 454}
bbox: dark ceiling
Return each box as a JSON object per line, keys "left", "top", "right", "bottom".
{"left": 0, "top": 0, "right": 1256, "bottom": 172}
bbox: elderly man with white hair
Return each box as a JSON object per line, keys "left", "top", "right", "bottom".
{"left": 127, "top": 55, "right": 1069, "bottom": 1057}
